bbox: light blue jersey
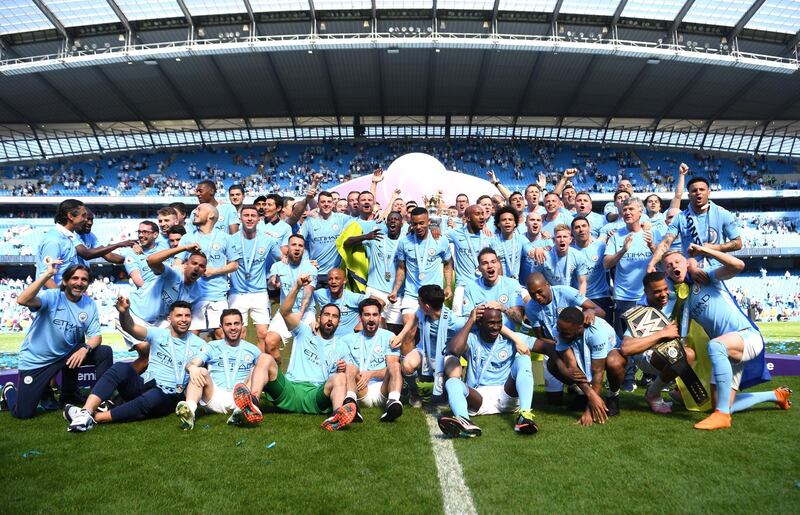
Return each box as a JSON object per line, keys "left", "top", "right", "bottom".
{"left": 352, "top": 217, "right": 379, "bottom": 234}
{"left": 494, "top": 232, "right": 528, "bottom": 280}
{"left": 604, "top": 227, "right": 652, "bottom": 302}
{"left": 573, "top": 240, "right": 611, "bottom": 299}
{"left": 179, "top": 229, "right": 241, "bottom": 302}
{"left": 464, "top": 331, "right": 534, "bottom": 388}
{"left": 17, "top": 289, "right": 101, "bottom": 370}
{"left": 194, "top": 339, "right": 261, "bottom": 391}
{"left": 122, "top": 245, "right": 159, "bottom": 286}
{"left": 462, "top": 276, "right": 524, "bottom": 330}
{"left": 363, "top": 233, "right": 402, "bottom": 293}
{"left": 341, "top": 329, "right": 399, "bottom": 376}
{"left": 75, "top": 232, "right": 98, "bottom": 267}
{"left": 535, "top": 247, "right": 588, "bottom": 290}
{"left": 155, "top": 234, "right": 170, "bottom": 250}
{"left": 187, "top": 203, "right": 239, "bottom": 234}
{"left": 685, "top": 268, "right": 752, "bottom": 337}
{"left": 556, "top": 317, "right": 618, "bottom": 382}
{"left": 36, "top": 226, "right": 79, "bottom": 284}
{"left": 230, "top": 231, "right": 282, "bottom": 294}
{"left": 300, "top": 213, "right": 351, "bottom": 274}
{"left": 519, "top": 238, "right": 553, "bottom": 287}
{"left": 395, "top": 232, "right": 452, "bottom": 298}
{"left": 130, "top": 267, "right": 202, "bottom": 324}
{"left": 285, "top": 324, "right": 348, "bottom": 385}
{"left": 541, "top": 208, "right": 573, "bottom": 236}
{"left": 141, "top": 327, "right": 205, "bottom": 393}
{"left": 525, "top": 285, "right": 587, "bottom": 339}
{"left": 446, "top": 226, "right": 500, "bottom": 287}
{"left": 269, "top": 260, "right": 317, "bottom": 313}
{"left": 667, "top": 202, "right": 740, "bottom": 255}
{"left": 313, "top": 289, "right": 367, "bottom": 336}
{"left": 258, "top": 219, "right": 292, "bottom": 248}
{"left": 575, "top": 212, "right": 606, "bottom": 239}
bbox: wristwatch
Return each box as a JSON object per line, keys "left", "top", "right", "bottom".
{"left": 83, "top": 343, "right": 92, "bottom": 352}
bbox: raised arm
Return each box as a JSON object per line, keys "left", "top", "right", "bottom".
{"left": 447, "top": 308, "right": 477, "bottom": 357}
{"left": 669, "top": 163, "right": 689, "bottom": 210}
{"left": 487, "top": 170, "right": 513, "bottom": 200}
{"left": 687, "top": 243, "right": 744, "bottom": 281}
{"left": 17, "top": 259, "right": 61, "bottom": 309}
{"left": 116, "top": 296, "right": 148, "bottom": 341}
{"left": 553, "top": 168, "right": 577, "bottom": 197}
{"left": 280, "top": 274, "right": 312, "bottom": 331}
{"left": 344, "top": 227, "right": 381, "bottom": 249}
{"left": 287, "top": 174, "right": 322, "bottom": 226}
{"left": 147, "top": 242, "right": 201, "bottom": 274}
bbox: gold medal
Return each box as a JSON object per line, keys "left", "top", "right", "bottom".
{"left": 675, "top": 282, "right": 690, "bottom": 300}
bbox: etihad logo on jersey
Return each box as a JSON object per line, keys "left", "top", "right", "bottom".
{"left": 623, "top": 251, "right": 652, "bottom": 260}
{"left": 154, "top": 349, "right": 175, "bottom": 366}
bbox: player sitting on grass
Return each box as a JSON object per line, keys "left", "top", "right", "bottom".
{"left": 437, "top": 306, "right": 539, "bottom": 438}
{"left": 547, "top": 307, "right": 624, "bottom": 427}
{"left": 2, "top": 261, "right": 112, "bottom": 419}
{"left": 65, "top": 299, "right": 204, "bottom": 432}
{"left": 174, "top": 308, "right": 263, "bottom": 430}
{"left": 618, "top": 272, "right": 696, "bottom": 414}
{"left": 662, "top": 246, "right": 792, "bottom": 430}
{"left": 234, "top": 274, "right": 357, "bottom": 431}
{"left": 340, "top": 298, "right": 404, "bottom": 423}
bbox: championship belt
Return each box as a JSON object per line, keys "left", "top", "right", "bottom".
{"left": 623, "top": 306, "right": 709, "bottom": 405}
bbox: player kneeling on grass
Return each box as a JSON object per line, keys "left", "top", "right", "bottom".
{"left": 437, "top": 306, "right": 540, "bottom": 438}
{"left": 235, "top": 274, "right": 357, "bottom": 431}
{"left": 339, "top": 298, "right": 404, "bottom": 423}
{"left": 174, "top": 308, "right": 264, "bottom": 430}
{"left": 64, "top": 299, "right": 204, "bottom": 432}
{"left": 618, "top": 272, "right": 697, "bottom": 415}
{"left": 548, "top": 307, "right": 625, "bottom": 427}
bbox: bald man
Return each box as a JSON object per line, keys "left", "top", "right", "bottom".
{"left": 175, "top": 203, "right": 241, "bottom": 338}
{"left": 446, "top": 205, "right": 501, "bottom": 316}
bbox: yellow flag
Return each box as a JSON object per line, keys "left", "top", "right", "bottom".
{"left": 336, "top": 220, "right": 369, "bottom": 293}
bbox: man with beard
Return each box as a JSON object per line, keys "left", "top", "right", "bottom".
{"left": 446, "top": 205, "right": 499, "bottom": 315}
{"left": 3, "top": 262, "right": 111, "bottom": 419}
{"left": 37, "top": 199, "right": 85, "bottom": 288}
{"left": 340, "top": 299, "right": 404, "bottom": 422}
{"left": 187, "top": 180, "right": 239, "bottom": 235}
{"left": 175, "top": 203, "right": 240, "bottom": 338}
{"left": 268, "top": 234, "right": 317, "bottom": 349}
{"left": 228, "top": 205, "right": 282, "bottom": 355}
{"left": 64, "top": 300, "right": 204, "bottom": 431}
{"left": 661, "top": 247, "right": 789, "bottom": 430}
{"left": 313, "top": 268, "right": 372, "bottom": 336}
{"left": 573, "top": 192, "right": 605, "bottom": 239}
{"left": 553, "top": 168, "right": 579, "bottom": 213}
{"left": 257, "top": 193, "right": 292, "bottom": 257}
{"left": 235, "top": 275, "right": 357, "bottom": 431}
{"left": 462, "top": 248, "right": 525, "bottom": 330}
{"left": 300, "top": 191, "right": 351, "bottom": 287}
{"left": 541, "top": 192, "right": 573, "bottom": 236}
{"left": 175, "top": 309, "right": 263, "bottom": 430}
{"left": 343, "top": 211, "right": 406, "bottom": 332}
{"left": 649, "top": 176, "right": 742, "bottom": 269}
{"left": 437, "top": 307, "right": 539, "bottom": 437}
{"left": 518, "top": 212, "right": 553, "bottom": 287}
{"left": 571, "top": 216, "right": 612, "bottom": 324}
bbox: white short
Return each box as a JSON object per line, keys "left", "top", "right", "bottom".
{"left": 400, "top": 295, "right": 421, "bottom": 314}
{"left": 116, "top": 314, "right": 168, "bottom": 350}
{"left": 468, "top": 385, "right": 519, "bottom": 416}
{"left": 631, "top": 351, "right": 661, "bottom": 377}
{"left": 451, "top": 285, "right": 466, "bottom": 317}
{"left": 709, "top": 328, "right": 764, "bottom": 391}
{"left": 542, "top": 356, "right": 564, "bottom": 393}
{"left": 270, "top": 310, "right": 317, "bottom": 347}
{"left": 202, "top": 385, "right": 236, "bottom": 414}
{"left": 365, "top": 287, "right": 403, "bottom": 325}
{"left": 358, "top": 381, "right": 388, "bottom": 408}
{"left": 228, "top": 291, "right": 271, "bottom": 325}
{"left": 189, "top": 299, "right": 228, "bottom": 331}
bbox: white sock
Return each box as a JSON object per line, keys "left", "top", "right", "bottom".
{"left": 388, "top": 391, "right": 400, "bottom": 401}
{"left": 346, "top": 390, "right": 357, "bottom": 401}
{"left": 609, "top": 390, "right": 620, "bottom": 397}
{"left": 187, "top": 400, "right": 198, "bottom": 414}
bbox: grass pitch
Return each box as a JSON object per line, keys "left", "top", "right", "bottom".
{"left": 2, "top": 377, "right": 798, "bottom": 514}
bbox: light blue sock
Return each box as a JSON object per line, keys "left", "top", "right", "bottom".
{"left": 731, "top": 391, "right": 777, "bottom": 414}
{"left": 445, "top": 377, "right": 469, "bottom": 419}
{"left": 512, "top": 355, "right": 534, "bottom": 411}
{"left": 708, "top": 340, "right": 733, "bottom": 414}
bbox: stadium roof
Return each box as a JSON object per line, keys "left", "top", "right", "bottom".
{"left": 0, "top": 1, "right": 799, "bottom": 162}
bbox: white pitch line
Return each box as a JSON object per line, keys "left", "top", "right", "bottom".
{"left": 424, "top": 412, "right": 478, "bottom": 515}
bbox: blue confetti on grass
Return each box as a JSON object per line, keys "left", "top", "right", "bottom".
{"left": 202, "top": 424, "right": 210, "bottom": 430}
{"left": 235, "top": 439, "right": 246, "bottom": 447}
{"left": 22, "top": 450, "right": 44, "bottom": 459}
{"left": 266, "top": 441, "right": 276, "bottom": 449}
